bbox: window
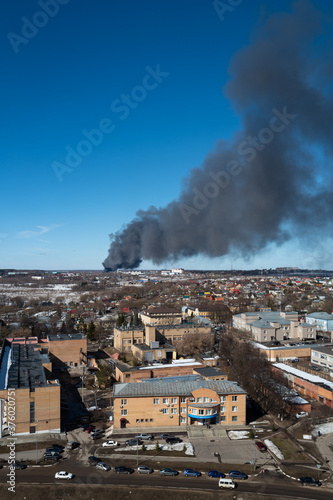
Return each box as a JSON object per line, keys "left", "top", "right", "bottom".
{"left": 136, "top": 419, "right": 140, "bottom": 423}
{"left": 232, "top": 406, "right": 238, "bottom": 412}
{"left": 220, "top": 396, "right": 226, "bottom": 402}
{"left": 171, "top": 398, "right": 177, "bottom": 404}
{"left": 220, "top": 415, "right": 226, "bottom": 422}
{"left": 121, "top": 399, "right": 127, "bottom": 405}
{"left": 153, "top": 398, "right": 159, "bottom": 405}
{"left": 197, "top": 397, "right": 203, "bottom": 403}
{"left": 220, "top": 405, "right": 226, "bottom": 413}
{"left": 232, "top": 416, "right": 238, "bottom": 422}
{"left": 121, "top": 409, "right": 127, "bottom": 416}
{"left": 181, "top": 407, "right": 186, "bottom": 414}
{"left": 211, "top": 398, "right": 217, "bottom": 403}
{"left": 29, "top": 401, "right": 35, "bottom": 423}
{"left": 198, "top": 409, "right": 204, "bottom": 415}
{"left": 141, "top": 419, "right": 144, "bottom": 422}
{"left": 232, "top": 396, "right": 238, "bottom": 402}
{"left": 204, "top": 397, "right": 209, "bottom": 403}
{"left": 206, "top": 409, "right": 212, "bottom": 415}
{"left": 181, "top": 416, "right": 186, "bottom": 424}
{"left": 191, "top": 409, "right": 197, "bottom": 415}
{"left": 150, "top": 418, "right": 153, "bottom": 422}
{"left": 163, "top": 398, "right": 169, "bottom": 405}
{"left": 70, "top": 361, "right": 73, "bottom": 366}
{"left": 180, "top": 397, "right": 186, "bottom": 403}
{"left": 171, "top": 408, "right": 177, "bottom": 414}
{"left": 145, "top": 418, "right": 148, "bottom": 422}
{"left": 162, "top": 408, "right": 169, "bottom": 414}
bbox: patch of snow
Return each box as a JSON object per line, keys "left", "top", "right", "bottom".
{"left": 228, "top": 430, "right": 250, "bottom": 440}
{"left": 312, "top": 422, "right": 333, "bottom": 436}
{"left": 264, "top": 439, "right": 284, "bottom": 460}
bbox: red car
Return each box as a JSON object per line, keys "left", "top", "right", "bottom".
{"left": 255, "top": 441, "right": 267, "bottom": 452}
{"left": 84, "top": 425, "right": 94, "bottom": 433}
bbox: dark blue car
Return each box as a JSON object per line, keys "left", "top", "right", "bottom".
{"left": 229, "top": 470, "right": 248, "bottom": 480}
{"left": 183, "top": 468, "right": 201, "bottom": 477}
{"left": 208, "top": 470, "right": 225, "bottom": 478}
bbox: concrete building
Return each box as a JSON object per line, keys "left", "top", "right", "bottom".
{"left": 311, "top": 345, "right": 333, "bottom": 374}
{"left": 233, "top": 311, "right": 315, "bottom": 342}
{"left": 113, "top": 375, "right": 246, "bottom": 429}
{"left": 306, "top": 312, "right": 333, "bottom": 332}
{"left": 0, "top": 338, "right": 60, "bottom": 436}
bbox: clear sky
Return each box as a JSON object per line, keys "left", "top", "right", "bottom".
{"left": 1, "top": 0, "right": 332, "bottom": 270}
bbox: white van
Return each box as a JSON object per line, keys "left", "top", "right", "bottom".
{"left": 218, "top": 477, "right": 236, "bottom": 489}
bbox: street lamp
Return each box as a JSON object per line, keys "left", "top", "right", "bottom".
{"left": 35, "top": 420, "right": 39, "bottom": 464}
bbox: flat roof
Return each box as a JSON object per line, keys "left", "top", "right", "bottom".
{"left": 48, "top": 333, "right": 85, "bottom": 341}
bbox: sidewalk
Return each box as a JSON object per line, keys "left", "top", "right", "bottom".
{"left": 316, "top": 432, "right": 333, "bottom": 471}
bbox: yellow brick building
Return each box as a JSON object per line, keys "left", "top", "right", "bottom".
{"left": 113, "top": 376, "right": 246, "bottom": 429}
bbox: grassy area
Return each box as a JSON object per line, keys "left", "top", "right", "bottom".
{"left": 270, "top": 435, "right": 310, "bottom": 462}
{"left": 0, "top": 440, "right": 67, "bottom": 454}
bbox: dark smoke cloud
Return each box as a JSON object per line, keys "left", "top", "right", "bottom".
{"left": 103, "top": 1, "right": 333, "bottom": 271}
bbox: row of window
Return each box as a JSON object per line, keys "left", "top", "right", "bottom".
{"left": 122, "top": 410, "right": 238, "bottom": 422}
{"left": 120, "top": 396, "right": 239, "bottom": 406}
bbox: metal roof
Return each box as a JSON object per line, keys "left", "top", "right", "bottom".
{"left": 113, "top": 378, "right": 246, "bottom": 398}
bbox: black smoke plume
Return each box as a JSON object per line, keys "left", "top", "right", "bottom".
{"left": 103, "top": 1, "right": 333, "bottom": 271}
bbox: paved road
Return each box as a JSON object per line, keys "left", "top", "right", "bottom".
{"left": 0, "top": 465, "right": 332, "bottom": 500}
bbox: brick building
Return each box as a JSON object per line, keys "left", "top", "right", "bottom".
{"left": 113, "top": 375, "right": 246, "bottom": 429}
{"left": 0, "top": 338, "right": 60, "bottom": 436}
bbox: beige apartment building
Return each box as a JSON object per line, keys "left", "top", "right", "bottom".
{"left": 113, "top": 376, "right": 246, "bottom": 429}
{"left": 139, "top": 307, "right": 182, "bottom": 325}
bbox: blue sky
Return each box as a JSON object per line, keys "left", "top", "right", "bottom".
{"left": 1, "top": 0, "right": 332, "bottom": 270}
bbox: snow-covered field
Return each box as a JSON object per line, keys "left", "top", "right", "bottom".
{"left": 0, "top": 283, "right": 87, "bottom": 303}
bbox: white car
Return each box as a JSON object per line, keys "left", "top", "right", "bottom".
{"left": 102, "top": 440, "right": 118, "bottom": 447}
{"left": 55, "top": 471, "right": 74, "bottom": 480}
{"left": 296, "top": 411, "right": 309, "bottom": 418}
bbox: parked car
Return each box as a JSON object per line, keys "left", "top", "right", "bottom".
{"left": 88, "top": 456, "right": 100, "bottom": 465}
{"left": 255, "top": 441, "right": 267, "bottom": 452}
{"left": 91, "top": 433, "right": 103, "bottom": 440}
{"left": 229, "top": 470, "right": 248, "bottom": 480}
{"left": 12, "top": 463, "right": 27, "bottom": 470}
{"left": 160, "top": 433, "right": 173, "bottom": 440}
{"left": 137, "top": 466, "right": 154, "bottom": 474}
{"left": 300, "top": 476, "right": 321, "bottom": 486}
{"left": 43, "top": 452, "right": 60, "bottom": 460}
{"left": 84, "top": 425, "right": 94, "bottom": 433}
{"left": 96, "top": 462, "right": 111, "bottom": 471}
{"left": 296, "top": 412, "right": 309, "bottom": 418}
{"left": 135, "top": 433, "right": 153, "bottom": 440}
{"left": 46, "top": 447, "right": 63, "bottom": 454}
{"left": 114, "top": 466, "right": 134, "bottom": 474}
{"left": 55, "top": 471, "right": 74, "bottom": 480}
{"left": 292, "top": 358, "right": 299, "bottom": 363}
{"left": 66, "top": 441, "right": 77, "bottom": 450}
{"left": 50, "top": 444, "right": 65, "bottom": 452}
{"left": 183, "top": 468, "right": 201, "bottom": 477}
{"left": 102, "top": 440, "right": 119, "bottom": 447}
{"left": 208, "top": 470, "right": 225, "bottom": 478}
{"left": 165, "top": 437, "right": 182, "bottom": 444}
{"left": 125, "top": 438, "right": 143, "bottom": 446}
{"left": 160, "top": 467, "right": 179, "bottom": 476}
{"left": 311, "top": 365, "right": 321, "bottom": 371}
